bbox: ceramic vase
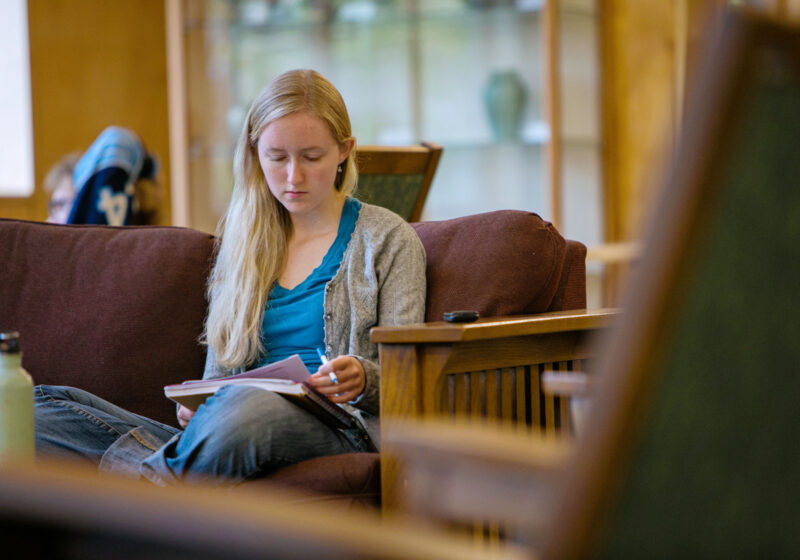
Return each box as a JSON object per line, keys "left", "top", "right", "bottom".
{"left": 483, "top": 70, "right": 527, "bottom": 140}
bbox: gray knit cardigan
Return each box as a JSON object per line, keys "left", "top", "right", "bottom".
{"left": 201, "top": 201, "right": 427, "bottom": 444}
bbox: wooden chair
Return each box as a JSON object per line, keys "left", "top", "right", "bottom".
{"left": 0, "top": 457, "right": 522, "bottom": 560}
{"left": 385, "top": 8, "right": 800, "bottom": 556}
{"left": 372, "top": 206, "right": 618, "bottom": 515}
{"left": 374, "top": 309, "right": 617, "bottom": 514}
{"left": 354, "top": 142, "right": 442, "bottom": 221}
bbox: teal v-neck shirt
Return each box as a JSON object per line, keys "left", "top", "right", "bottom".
{"left": 258, "top": 197, "right": 361, "bottom": 372}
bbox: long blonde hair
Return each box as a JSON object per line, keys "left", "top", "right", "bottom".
{"left": 205, "top": 69, "right": 358, "bottom": 368}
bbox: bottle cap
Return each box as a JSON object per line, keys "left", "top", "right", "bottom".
{"left": 0, "top": 331, "right": 21, "bottom": 353}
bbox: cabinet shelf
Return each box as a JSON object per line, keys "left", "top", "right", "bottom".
{"left": 186, "top": 132, "right": 599, "bottom": 162}
{"left": 181, "top": 0, "right": 602, "bottom": 249}
{"left": 439, "top": 137, "right": 598, "bottom": 150}
{"left": 224, "top": 0, "right": 596, "bottom": 32}
{"left": 230, "top": 1, "right": 546, "bottom": 33}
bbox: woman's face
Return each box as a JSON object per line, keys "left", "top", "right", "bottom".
{"left": 256, "top": 111, "right": 352, "bottom": 218}
{"left": 46, "top": 175, "right": 77, "bottom": 224}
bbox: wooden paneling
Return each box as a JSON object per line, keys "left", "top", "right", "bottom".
{"left": 599, "top": 0, "right": 680, "bottom": 245}
{"left": 544, "top": 0, "right": 563, "bottom": 229}
{"left": 9, "top": 0, "right": 171, "bottom": 224}
{"left": 182, "top": 0, "right": 234, "bottom": 234}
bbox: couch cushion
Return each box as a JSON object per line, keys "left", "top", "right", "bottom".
{"left": 412, "top": 210, "right": 568, "bottom": 322}
{"left": 0, "top": 219, "right": 214, "bottom": 426}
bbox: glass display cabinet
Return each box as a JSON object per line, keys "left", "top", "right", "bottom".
{"left": 178, "top": 0, "right": 601, "bottom": 253}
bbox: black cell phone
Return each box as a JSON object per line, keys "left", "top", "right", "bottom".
{"left": 443, "top": 310, "right": 480, "bottom": 323}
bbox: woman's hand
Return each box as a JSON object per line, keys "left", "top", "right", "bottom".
{"left": 177, "top": 404, "right": 196, "bottom": 429}
{"left": 310, "top": 355, "right": 365, "bottom": 404}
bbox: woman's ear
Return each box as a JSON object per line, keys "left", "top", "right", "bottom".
{"left": 339, "top": 138, "right": 355, "bottom": 164}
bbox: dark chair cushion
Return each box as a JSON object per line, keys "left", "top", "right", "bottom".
{"left": 412, "top": 210, "right": 570, "bottom": 322}
{"left": 0, "top": 219, "right": 214, "bottom": 427}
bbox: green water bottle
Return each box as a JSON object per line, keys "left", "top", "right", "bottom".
{"left": 0, "top": 331, "right": 34, "bottom": 461}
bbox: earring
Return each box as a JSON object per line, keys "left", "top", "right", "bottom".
{"left": 337, "top": 165, "right": 343, "bottom": 173}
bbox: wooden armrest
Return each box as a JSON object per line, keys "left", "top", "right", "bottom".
{"left": 385, "top": 419, "right": 572, "bottom": 471}
{"left": 541, "top": 371, "right": 593, "bottom": 398}
{"left": 541, "top": 371, "right": 595, "bottom": 438}
{"left": 384, "top": 419, "right": 572, "bottom": 528}
{"left": 371, "top": 308, "right": 620, "bottom": 344}
{"left": 586, "top": 241, "right": 642, "bottom": 264}
{"left": 375, "top": 308, "right": 620, "bottom": 514}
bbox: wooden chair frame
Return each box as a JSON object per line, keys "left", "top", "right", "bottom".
{"left": 354, "top": 142, "right": 443, "bottom": 222}
{"left": 372, "top": 308, "right": 619, "bottom": 513}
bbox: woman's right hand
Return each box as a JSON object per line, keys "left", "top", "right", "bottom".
{"left": 177, "top": 405, "right": 196, "bottom": 429}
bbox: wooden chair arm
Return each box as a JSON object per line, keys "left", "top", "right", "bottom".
{"left": 374, "top": 308, "right": 621, "bottom": 513}
{"left": 386, "top": 419, "right": 572, "bottom": 473}
{"left": 371, "top": 308, "right": 619, "bottom": 344}
{"left": 541, "top": 371, "right": 593, "bottom": 398}
{"left": 541, "top": 371, "right": 595, "bottom": 437}
{"left": 384, "top": 419, "right": 572, "bottom": 530}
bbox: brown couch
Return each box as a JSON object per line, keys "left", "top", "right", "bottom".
{"left": 0, "top": 210, "right": 585, "bottom": 507}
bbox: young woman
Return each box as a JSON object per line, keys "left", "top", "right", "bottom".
{"left": 34, "top": 69, "right": 426, "bottom": 485}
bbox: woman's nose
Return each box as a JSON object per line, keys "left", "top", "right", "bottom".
{"left": 287, "top": 159, "right": 304, "bottom": 184}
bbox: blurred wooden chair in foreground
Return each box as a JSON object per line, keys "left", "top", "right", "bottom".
{"left": 386, "top": 8, "right": 800, "bottom": 557}
{"left": 354, "top": 142, "right": 442, "bottom": 221}
{"left": 0, "top": 457, "right": 524, "bottom": 560}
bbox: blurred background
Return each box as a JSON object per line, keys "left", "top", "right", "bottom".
{"left": 1, "top": 0, "right": 797, "bottom": 308}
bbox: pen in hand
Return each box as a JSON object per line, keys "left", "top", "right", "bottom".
{"left": 317, "top": 348, "right": 338, "bottom": 385}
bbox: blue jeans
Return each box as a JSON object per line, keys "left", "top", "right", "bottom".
{"left": 35, "top": 384, "right": 373, "bottom": 485}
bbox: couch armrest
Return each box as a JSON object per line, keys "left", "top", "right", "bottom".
{"left": 371, "top": 308, "right": 620, "bottom": 512}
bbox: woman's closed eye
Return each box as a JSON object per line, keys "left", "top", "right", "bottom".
{"left": 301, "top": 150, "right": 324, "bottom": 162}
{"left": 265, "top": 153, "right": 321, "bottom": 163}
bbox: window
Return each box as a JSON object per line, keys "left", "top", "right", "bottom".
{"left": 0, "top": 0, "right": 34, "bottom": 197}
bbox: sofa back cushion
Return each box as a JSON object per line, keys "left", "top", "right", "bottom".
{"left": 0, "top": 219, "right": 214, "bottom": 427}
{"left": 0, "top": 212, "right": 583, "bottom": 428}
{"left": 412, "top": 210, "right": 584, "bottom": 322}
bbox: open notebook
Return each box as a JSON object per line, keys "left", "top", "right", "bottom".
{"left": 164, "top": 354, "right": 358, "bottom": 430}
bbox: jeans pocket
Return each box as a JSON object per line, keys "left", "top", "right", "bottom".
{"left": 339, "top": 426, "right": 376, "bottom": 453}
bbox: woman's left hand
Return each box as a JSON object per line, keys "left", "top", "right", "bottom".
{"left": 310, "top": 355, "right": 365, "bottom": 403}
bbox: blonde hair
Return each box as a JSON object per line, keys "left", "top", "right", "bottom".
{"left": 205, "top": 69, "right": 358, "bottom": 368}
